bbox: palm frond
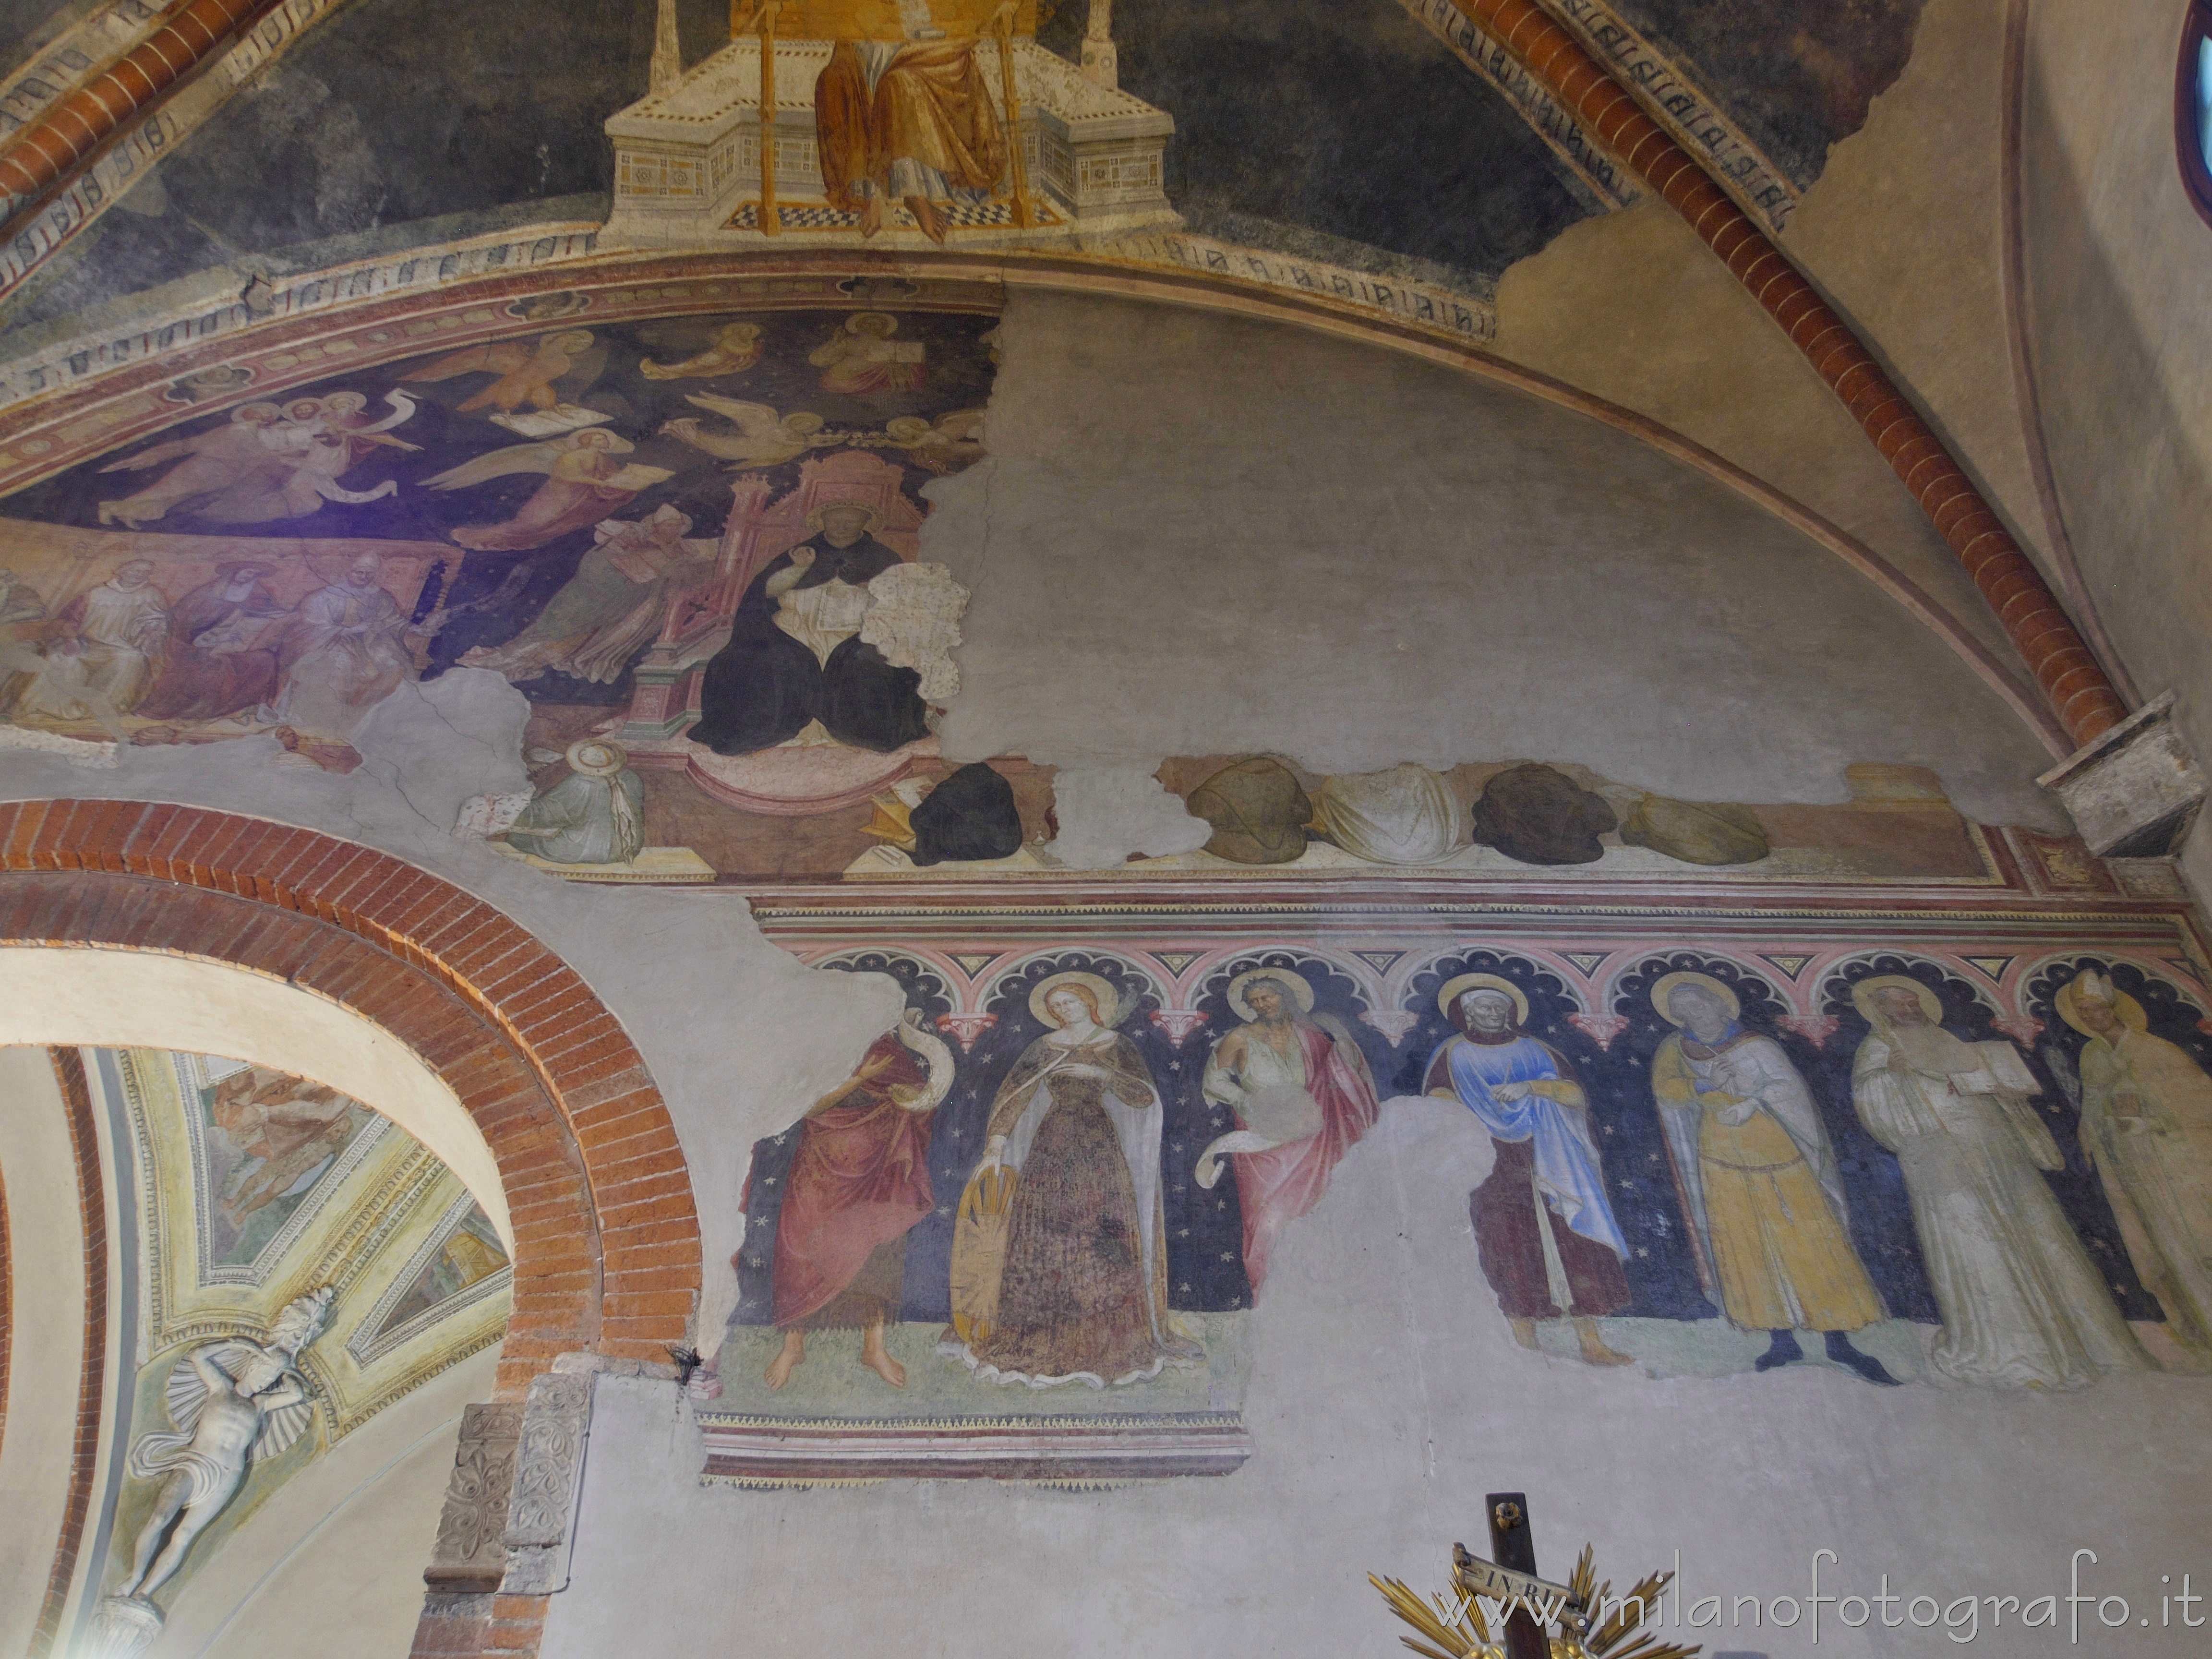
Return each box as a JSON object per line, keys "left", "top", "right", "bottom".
{"left": 1369, "top": 1574, "right": 1499, "bottom": 1659}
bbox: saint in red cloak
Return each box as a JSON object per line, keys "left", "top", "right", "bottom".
{"left": 1197, "top": 974, "right": 1382, "bottom": 1294}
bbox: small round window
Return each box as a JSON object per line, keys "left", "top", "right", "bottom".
{"left": 2179, "top": 0, "right": 2212, "bottom": 223}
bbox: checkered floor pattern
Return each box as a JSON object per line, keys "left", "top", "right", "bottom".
{"left": 726, "top": 196, "right": 1060, "bottom": 231}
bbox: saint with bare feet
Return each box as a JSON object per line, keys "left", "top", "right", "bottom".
{"left": 1424, "top": 975, "right": 1636, "bottom": 1368}
{"left": 760, "top": 1012, "right": 954, "bottom": 1391}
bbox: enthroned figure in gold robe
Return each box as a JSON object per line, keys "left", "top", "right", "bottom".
{"left": 1651, "top": 973, "right": 1898, "bottom": 1384}
{"left": 811, "top": 3, "right": 1009, "bottom": 243}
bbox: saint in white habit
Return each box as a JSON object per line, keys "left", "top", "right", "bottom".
{"left": 1849, "top": 975, "right": 2148, "bottom": 1389}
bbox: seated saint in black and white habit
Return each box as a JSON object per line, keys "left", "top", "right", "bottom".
{"left": 688, "top": 501, "right": 932, "bottom": 757}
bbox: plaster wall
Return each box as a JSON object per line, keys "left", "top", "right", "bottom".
{"left": 145, "top": 1346, "right": 500, "bottom": 1659}
{"left": 941, "top": 290, "right": 2063, "bottom": 827}
{"left": 0, "top": 1045, "right": 88, "bottom": 1659}
{"left": 544, "top": 1101, "right": 2212, "bottom": 1659}
{"left": 1486, "top": 0, "right": 2053, "bottom": 673}
{"left": 2019, "top": 0, "right": 2212, "bottom": 893}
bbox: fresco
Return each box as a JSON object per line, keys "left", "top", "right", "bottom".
{"left": 188, "top": 1059, "right": 382, "bottom": 1281}
{"left": 370, "top": 1202, "right": 512, "bottom": 1339}
{"left": 0, "top": 301, "right": 1010, "bottom": 870}
{"left": 697, "top": 893, "right": 2212, "bottom": 1483}
{"left": 93, "top": 1048, "right": 513, "bottom": 1634}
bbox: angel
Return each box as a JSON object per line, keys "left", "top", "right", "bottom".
{"left": 659, "top": 396, "right": 832, "bottom": 468}
{"left": 108, "top": 1287, "right": 333, "bottom": 1608}
{"left": 808, "top": 312, "right": 925, "bottom": 395}
{"left": 428, "top": 428, "right": 674, "bottom": 552}
{"left": 884, "top": 408, "right": 986, "bottom": 474}
{"left": 186, "top": 390, "right": 419, "bottom": 525}
{"left": 639, "top": 321, "right": 764, "bottom": 381}
{"left": 400, "top": 330, "right": 610, "bottom": 436}
{"left": 97, "top": 402, "right": 287, "bottom": 527}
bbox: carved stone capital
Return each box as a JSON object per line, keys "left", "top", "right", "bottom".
{"left": 2039, "top": 692, "right": 2209, "bottom": 859}
{"left": 424, "top": 1402, "right": 522, "bottom": 1593}
{"left": 500, "top": 1371, "right": 595, "bottom": 1596}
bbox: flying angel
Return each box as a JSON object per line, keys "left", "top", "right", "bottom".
{"left": 401, "top": 330, "right": 611, "bottom": 437}
{"left": 884, "top": 408, "right": 987, "bottom": 474}
{"left": 427, "top": 429, "right": 673, "bottom": 552}
{"left": 660, "top": 395, "right": 835, "bottom": 468}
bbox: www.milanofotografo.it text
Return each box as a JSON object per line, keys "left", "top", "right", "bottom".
{"left": 1453, "top": 1551, "right": 2206, "bottom": 1645}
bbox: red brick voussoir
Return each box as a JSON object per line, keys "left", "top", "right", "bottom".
{"left": 0, "top": 801, "right": 702, "bottom": 1399}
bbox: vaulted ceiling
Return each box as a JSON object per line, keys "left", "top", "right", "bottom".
{"left": 0, "top": 0, "right": 1924, "bottom": 330}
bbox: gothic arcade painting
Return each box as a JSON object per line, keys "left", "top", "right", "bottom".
{"left": 698, "top": 898, "right": 2212, "bottom": 1484}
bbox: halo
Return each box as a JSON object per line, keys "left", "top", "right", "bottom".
{"left": 1227, "top": 967, "right": 1314, "bottom": 1021}
{"left": 2055, "top": 970, "right": 2149, "bottom": 1036}
{"left": 565, "top": 738, "right": 628, "bottom": 777}
{"left": 1652, "top": 971, "right": 1740, "bottom": 1026}
{"left": 1437, "top": 973, "right": 1528, "bottom": 1026}
{"left": 845, "top": 310, "right": 899, "bottom": 334}
{"left": 1030, "top": 971, "right": 1122, "bottom": 1029}
{"left": 1851, "top": 974, "right": 1947, "bottom": 1027}
{"left": 804, "top": 501, "right": 885, "bottom": 535}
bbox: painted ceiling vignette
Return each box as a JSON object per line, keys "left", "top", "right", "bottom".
{"left": 0, "top": 0, "right": 370, "bottom": 306}
{"left": 1997, "top": 0, "right": 2142, "bottom": 705}
{"left": 1444, "top": 0, "right": 2129, "bottom": 752}
{"left": 115, "top": 1048, "right": 509, "bottom": 1444}
{"left": 0, "top": 245, "right": 2071, "bottom": 756}
{"left": 28, "top": 1047, "right": 106, "bottom": 1659}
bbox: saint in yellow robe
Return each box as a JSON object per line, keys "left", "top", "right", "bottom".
{"left": 1656, "top": 1032, "right": 1885, "bottom": 1333}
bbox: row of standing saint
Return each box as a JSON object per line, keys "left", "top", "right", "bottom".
{"left": 741, "top": 963, "right": 2212, "bottom": 1395}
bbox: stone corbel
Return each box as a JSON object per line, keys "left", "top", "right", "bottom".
{"left": 2038, "top": 692, "right": 2210, "bottom": 859}
{"left": 423, "top": 1402, "right": 524, "bottom": 1593}
{"left": 499, "top": 1366, "right": 599, "bottom": 1596}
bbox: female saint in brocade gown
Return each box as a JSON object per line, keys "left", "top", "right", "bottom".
{"left": 944, "top": 974, "right": 1202, "bottom": 1388}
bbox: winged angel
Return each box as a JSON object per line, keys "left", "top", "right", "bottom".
{"left": 400, "top": 330, "right": 612, "bottom": 437}
{"left": 659, "top": 395, "right": 842, "bottom": 468}
{"left": 428, "top": 429, "right": 673, "bottom": 553}
{"left": 108, "top": 1286, "right": 332, "bottom": 1608}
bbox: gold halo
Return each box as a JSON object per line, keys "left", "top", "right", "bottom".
{"left": 1437, "top": 973, "right": 1528, "bottom": 1026}
{"left": 1029, "top": 971, "right": 1121, "bottom": 1029}
{"left": 565, "top": 739, "right": 628, "bottom": 777}
{"left": 1227, "top": 967, "right": 1314, "bottom": 1021}
{"left": 1851, "top": 974, "right": 1947, "bottom": 1027}
{"left": 804, "top": 501, "right": 885, "bottom": 535}
{"left": 1652, "top": 971, "right": 1740, "bottom": 1026}
{"left": 2055, "top": 970, "right": 2149, "bottom": 1036}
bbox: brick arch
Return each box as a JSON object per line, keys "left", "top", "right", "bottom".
{"left": 0, "top": 799, "right": 699, "bottom": 1399}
